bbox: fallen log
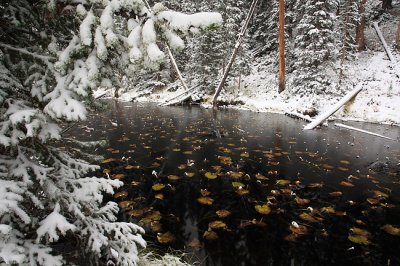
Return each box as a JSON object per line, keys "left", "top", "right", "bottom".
{"left": 304, "top": 86, "right": 362, "bottom": 130}
{"left": 334, "top": 123, "right": 397, "bottom": 141}
{"left": 161, "top": 84, "right": 200, "bottom": 106}
{"left": 373, "top": 22, "right": 400, "bottom": 77}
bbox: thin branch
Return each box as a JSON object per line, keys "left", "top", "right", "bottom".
{"left": 0, "top": 43, "right": 56, "bottom": 63}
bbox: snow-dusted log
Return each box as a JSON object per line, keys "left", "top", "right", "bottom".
{"left": 335, "top": 123, "right": 397, "bottom": 141}
{"left": 304, "top": 86, "right": 362, "bottom": 130}
{"left": 212, "top": 0, "right": 258, "bottom": 107}
{"left": 161, "top": 84, "right": 200, "bottom": 106}
{"left": 373, "top": 22, "right": 400, "bottom": 77}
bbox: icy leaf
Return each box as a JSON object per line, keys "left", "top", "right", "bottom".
{"left": 232, "top": 182, "right": 245, "bottom": 188}
{"left": 205, "top": 172, "right": 218, "bottom": 179}
{"left": 255, "top": 204, "right": 271, "bottom": 215}
{"left": 157, "top": 232, "right": 175, "bottom": 244}
{"left": 197, "top": 197, "right": 214, "bottom": 205}
{"left": 216, "top": 209, "right": 231, "bottom": 218}
{"left": 382, "top": 225, "right": 400, "bottom": 236}
{"left": 348, "top": 235, "right": 370, "bottom": 245}
{"left": 152, "top": 183, "right": 165, "bottom": 191}
{"left": 208, "top": 221, "right": 227, "bottom": 230}
{"left": 203, "top": 230, "right": 218, "bottom": 241}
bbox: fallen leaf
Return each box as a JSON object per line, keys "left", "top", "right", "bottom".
{"left": 299, "top": 212, "right": 323, "bottom": 223}
{"left": 203, "top": 230, "right": 218, "bottom": 241}
{"left": 350, "top": 227, "right": 370, "bottom": 237}
{"left": 114, "top": 190, "right": 128, "bottom": 199}
{"left": 188, "top": 238, "right": 202, "bottom": 249}
{"left": 127, "top": 209, "right": 146, "bottom": 218}
{"left": 103, "top": 169, "right": 111, "bottom": 174}
{"left": 340, "top": 181, "right": 354, "bottom": 187}
{"left": 150, "top": 221, "right": 163, "bottom": 233}
{"left": 118, "top": 201, "right": 134, "bottom": 209}
{"left": 373, "top": 190, "right": 389, "bottom": 199}
{"left": 154, "top": 193, "right": 164, "bottom": 200}
{"left": 240, "top": 152, "right": 249, "bottom": 158}
{"left": 276, "top": 179, "right": 290, "bottom": 186}
{"left": 329, "top": 191, "right": 343, "bottom": 197}
{"left": 382, "top": 225, "right": 400, "bottom": 236}
{"left": 152, "top": 183, "right": 165, "bottom": 191}
{"left": 200, "top": 189, "right": 211, "bottom": 196}
{"left": 112, "top": 174, "right": 125, "bottom": 180}
{"left": 229, "top": 171, "right": 244, "bottom": 179}
{"left": 232, "top": 182, "right": 245, "bottom": 188}
{"left": 125, "top": 165, "right": 140, "bottom": 170}
{"left": 185, "top": 172, "right": 195, "bottom": 177}
{"left": 295, "top": 197, "right": 310, "bottom": 205}
{"left": 366, "top": 198, "right": 380, "bottom": 205}
{"left": 237, "top": 188, "right": 250, "bottom": 196}
{"left": 208, "top": 221, "right": 227, "bottom": 230}
{"left": 168, "top": 175, "right": 180, "bottom": 181}
{"left": 197, "top": 197, "right": 214, "bottom": 205}
{"left": 216, "top": 209, "right": 231, "bottom": 218}
{"left": 308, "top": 182, "right": 324, "bottom": 188}
{"left": 255, "top": 174, "right": 268, "bottom": 180}
{"left": 289, "top": 224, "right": 308, "bottom": 235}
{"left": 348, "top": 234, "right": 370, "bottom": 245}
{"left": 101, "top": 158, "right": 116, "bottom": 164}
{"left": 255, "top": 204, "right": 271, "bottom": 215}
{"left": 205, "top": 172, "right": 218, "bottom": 180}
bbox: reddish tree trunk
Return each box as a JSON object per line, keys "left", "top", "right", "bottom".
{"left": 356, "top": 0, "right": 367, "bottom": 51}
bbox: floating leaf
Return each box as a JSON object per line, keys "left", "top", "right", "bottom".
{"left": 348, "top": 234, "right": 370, "bottom": 245}
{"left": 203, "top": 230, "right": 218, "bottom": 241}
{"left": 322, "top": 164, "right": 334, "bottom": 170}
{"left": 205, "top": 172, "right": 218, "bottom": 180}
{"left": 111, "top": 150, "right": 120, "bottom": 154}
{"left": 216, "top": 209, "right": 231, "bottom": 218}
{"left": 125, "top": 165, "right": 140, "bottom": 170}
{"left": 373, "top": 190, "right": 389, "bottom": 199}
{"left": 154, "top": 193, "right": 164, "bottom": 200}
{"left": 338, "top": 167, "right": 349, "bottom": 172}
{"left": 218, "top": 156, "right": 232, "bottom": 165}
{"left": 188, "top": 238, "right": 202, "bottom": 249}
{"left": 269, "top": 161, "right": 280, "bottom": 166}
{"left": 172, "top": 148, "right": 181, "bottom": 152}
{"left": 232, "top": 182, "right": 245, "bottom": 188}
{"left": 308, "top": 182, "right": 323, "bottom": 188}
{"left": 197, "top": 197, "right": 214, "bottom": 205}
{"left": 276, "top": 179, "right": 290, "bottom": 186}
{"left": 185, "top": 172, "right": 195, "bottom": 177}
{"left": 329, "top": 191, "right": 343, "bottom": 197}
{"left": 237, "top": 188, "right": 250, "bottom": 196}
{"left": 295, "top": 197, "right": 310, "bottom": 206}
{"left": 229, "top": 171, "right": 243, "bottom": 179}
{"left": 284, "top": 234, "right": 299, "bottom": 242}
{"left": 150, "top": 221, "right": 163, "bottom": 233}
{"left": 255, "top": 204, "right": 271, "bottom": 215}
{"left": 299, "top": 212, "right": 323, "bottom": 223}
{"left": 208, "top": 221, "right": 227, "bottom": 230}
{"left": 289, "top": 224, "right": 308, "bottom": 235}
{"left": 340, "top": 181, "right": 354, "bottom": 187}
{"left": 146, "top": 211, "right": 162, "bottom": 221}
{"left": 320, "top": 206, "right": 335, "bottom": 214}
{"left": 118, "top": 201, "right": 134, "bottom": 209}
{"left": 168, "top": 175, "right": 180, "bottom": 181}
{"left": 240, "top": 152, "right": 249, "bottom": 158}
{"left": 144, "top": 146, "right": 152, "bottom": 149}
{"left": 350, "top": 227, "right": 370, "bottom": 237}
{"left": 101, "top": 158, "right": 116, "bottom": 164}
{"left": 178, "top": 164, "right": 187, "bottom": 170}
{"left": 114, "top": 190, "right": 128, "bottom": 199}
{"left": 103, "top": 169, "right": 111, "bottom": 174}
{"left": 152, "top": 183, "right": 165, "bottom": 191}
{"left": 340, "top": 160, "right": 350, "bottom": 165}
{"left": 212, "top": 165, "right": 222, "bottom": 172}
{"left": 366, "top": 198, "right": 380, "bottom": 205}
{"left": 382, "top": 225, "right": 400, "bottom": 236}
{"left": 200, "top": 189, "right": 211, "bottom": 197}
{"left": 255, "top": 174, "right": 268, "bottom": 180}
{"left": 112, "top": 174, "right": 125, "bottom": 180}
{"left": 157, "top": 232, "right": 175, "bottom": 244}
{"left": 127, "top": 209, "right": 146, "bottom": 218}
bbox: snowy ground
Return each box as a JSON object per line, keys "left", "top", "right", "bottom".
{"left": 102, "top": 7, "right": 400, "bottom": 126}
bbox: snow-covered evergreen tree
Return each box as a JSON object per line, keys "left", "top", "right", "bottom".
{"left": 0, "top": 0, "right": 221, "bottom": 265}
{"left": 292, "top": 0, "right": 338, "bottom": 96}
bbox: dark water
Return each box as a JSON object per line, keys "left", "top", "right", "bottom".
{"left": 67, "top": 101, "right": 400, "bottom": 266}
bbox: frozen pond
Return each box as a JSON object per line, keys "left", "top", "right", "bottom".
{"left": 68, "top": 101, "right": 400, "bottom": 266}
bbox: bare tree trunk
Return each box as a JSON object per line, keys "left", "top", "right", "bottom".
{"left": 356, "top": 0, "right": 367, "bottom": 51}
{"left": 382, "top": 0, "right": 393, "bottom": 10}
{"left": 279, "top": 0, "right": 285, "bottom": 93}
{"left": 396, "top": 19, "right": 400, "bottom": 49}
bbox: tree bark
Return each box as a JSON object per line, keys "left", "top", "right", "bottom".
{"left": 382, "top": 0, "right": 393, "bottom": 10}
{"left": 356, "top": 0, "right": 367, "bottom": 51}
{"left": 279, "top": 0, "right": 285, "bottom": 93}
